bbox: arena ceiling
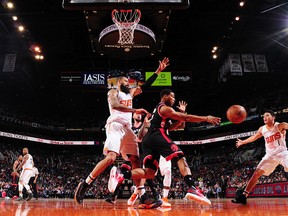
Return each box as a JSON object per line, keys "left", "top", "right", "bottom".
{"left": 0, "top": 0, "right": 288, "bottom": 123}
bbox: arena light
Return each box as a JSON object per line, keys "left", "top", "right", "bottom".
{"left": 213, "top": 46, "right": 218, "bottom": 51}
{"left": 212, "top": 49, "right": 216, "bottom": 53}
{"left": 212, "top": 54, "right": 218, "bottom": 59}
{"left": 18, "top": 25, "right": 24, "bottom": 32}
{"left": 35, "top": 55, "right": 44, "bottom": 60}
{"left": 235, "top": 16, "right": 240, "bottom": 21}
{"left": 34, "top": 46, "right": 41, "bottom": 53}
{"left": 7, "top": 2, "right": 14, "bottom": 9}
{"left": 12, "top": 16, "right": 18, "bottom": 21}
{"left": 239, "top": 1, "right": 245, "bottom": 7}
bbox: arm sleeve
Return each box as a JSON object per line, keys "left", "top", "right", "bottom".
{"left": 140, "top": 73, "right": 158, "bottom": 91}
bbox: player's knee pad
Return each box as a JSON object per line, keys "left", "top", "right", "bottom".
{"left": 143, "top": 155, "right": 158, "bottom": 172}
{"left": 120, "top": 164, "right": 132, "bottom": 179}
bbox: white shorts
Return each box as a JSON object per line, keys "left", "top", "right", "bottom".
{"left": 19, "top": 169, "right": 33, "bottom": 185}
{"left": 104, "top": 122, "right": 139, "bottom": 161}
{"left": 159, "top": 155, "right": 172, "bottom": 176}
{"left": 257, "top": 149, "right": 288, "bottom": 176}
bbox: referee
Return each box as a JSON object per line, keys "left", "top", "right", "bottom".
{"left": 29, "top": 164, "right": 39, "bottom": 200}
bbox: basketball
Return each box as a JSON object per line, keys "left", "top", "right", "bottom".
{"left": 226, "top": 105, "right": 247, "bottom": 124}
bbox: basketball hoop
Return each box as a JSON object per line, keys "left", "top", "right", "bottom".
{"left": 111, "top": 3, "right": 141, "bottom": 45}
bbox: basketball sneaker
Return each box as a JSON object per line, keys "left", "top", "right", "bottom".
{"left": 74, "top": 182, "right": 88, "bottom": 204}
{"left": 161, "top": 197, "right": 171, "bottom": 207}
{"left": 138, "top": 192, "right": 163, "bottom": 209}
{"left": 26, "top": 193, "right": 33, "bottom": 201}
{"left": 127, "top": 193, "right": 138, "bottom": 205}
{"left": 185, "top": 188, "right": 211, "bottom": 206}
{"left": 231, "top": 193, "right": 247, "bottom": 205}
{"left": 105, "top": 192, "right": 117, "bottom": 204}
{"left": 108, "top": 166, "right": 124, "bottom": 193}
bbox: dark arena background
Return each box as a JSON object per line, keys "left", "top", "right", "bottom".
{"left": 1, "top": 0, "right": 288, "bottom": 215}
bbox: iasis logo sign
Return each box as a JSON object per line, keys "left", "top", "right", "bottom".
{"left": 82, "top": 73, "right": 106, "bottom": 85}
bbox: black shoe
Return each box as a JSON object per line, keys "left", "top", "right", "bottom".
{"left": 74, "top": 182, "right": 88, "bottom": 204}
{"left": 138, "top": 192, "right": 163, "bottom": 209}
{"left": 231, "top": 194, "right": 247, "bottom": 205}
{"left": 105, "top": 193, "right": 117, "bottom": 204}
{"left": 26, "top": 193, "right": 33, "bottom": 201}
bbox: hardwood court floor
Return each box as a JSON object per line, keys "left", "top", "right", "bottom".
{"left": 1, "top": 198, "right": 288, "bottom": 216}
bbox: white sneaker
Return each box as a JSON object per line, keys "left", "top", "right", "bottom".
{"left": 185, "top": 191, "right": 211, "bottom": 206}
{"left": 161, "top": 197, "right": 171, "bottom": 207}
{"left": 108, "top": 166, "right": 124, "bottom": 193}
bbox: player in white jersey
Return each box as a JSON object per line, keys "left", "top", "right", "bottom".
{"left": 75, "top": 57, "right": 170, "bottom": 204}
{"left": 232, "top": 110, "right": 288, "bottom": 204}
{"left": 14, "top": 148, "right": 34, "bottom": 201}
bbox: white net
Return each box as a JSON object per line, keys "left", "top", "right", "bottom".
{"left": 112, "top": 9, "right": 141, "bottom": 45}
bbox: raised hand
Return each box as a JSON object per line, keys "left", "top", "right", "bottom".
{"left": 156, "top": 57, "right": 170, "bottom": 74}
{"left": 176, "top": 101, "right": 187, "bottom": 113}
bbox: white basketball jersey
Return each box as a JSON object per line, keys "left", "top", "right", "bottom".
{"left": 261, "top": 122, "right": 286, "bottom": 155}
{"left": 23, "top": 154, "right": 33, "bottom": 169}
{"left": 106, "top": 91, "right": 133, "bottom": 126}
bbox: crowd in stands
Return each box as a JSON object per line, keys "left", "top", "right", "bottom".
{"left": 2, "top": 87, "right": 288, "bottom": 133}
{"left": 1, "top": 140, "right": 287, "bottom": 200}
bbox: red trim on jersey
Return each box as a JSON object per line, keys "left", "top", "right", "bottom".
{"left": 157, "top": 103, "right": 166, "bottom": 120}
{"left": 166, "top": 151, "right": 184, "bottom": 161}
{"left": 159, "top": 128, "right": 172, "bottom": 143}
{"left": 143, "top": 155, "right": 159, "bottom": 168}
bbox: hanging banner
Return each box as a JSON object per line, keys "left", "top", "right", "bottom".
{"left": 241, "top": 54, "right": 256, "bottom": 72}
{"left": 2, "top": 54, "right": 17, "bottom": 72}
{"left": 254, "top": 54, "right": 268, "bottom": 72}
{"left": 0, "top": 131, "right": 94, "bottom": 145}
{"left": 229, "top": 54, "right": 243, "bottom": 76}
{"left": 175, "top": 131, "right": 257, "bottom": 145}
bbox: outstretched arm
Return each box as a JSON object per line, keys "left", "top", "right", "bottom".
{"left": 131, "top": 57, "right": 170, "bottom": 97}
{"left": 160, "top": 106, "right": 221, "bottom": 125}
{"left": 236, "top": 127, "right": 263, "bottom": 148}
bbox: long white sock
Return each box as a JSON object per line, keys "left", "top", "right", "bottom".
{"left": 134, "top": 186, "right": 145, "bottom": 196}
{"left": 163, "top": 188, "right": 170, "bottom": 198}
{"left": 18, "top": 183, "right": 23, "bottom": 197}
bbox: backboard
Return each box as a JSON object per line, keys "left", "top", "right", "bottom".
{"left": 62, "top": 0, "right": 190, "bottom": 10}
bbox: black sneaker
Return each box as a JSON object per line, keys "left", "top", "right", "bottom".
{"left": 138, "top": 192, "right": 163, "bottom": 209}
{"left": 231, "top": 194, "right": 247, "bottom": 205}
{"left": 26, "top": 193, "right": 33, "bottom": 201}
{"left": 105, "top": 193, "right": 117, "bottom": 204}
{"left": 74, "top": 182, "right": 88, "bottom": 204}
